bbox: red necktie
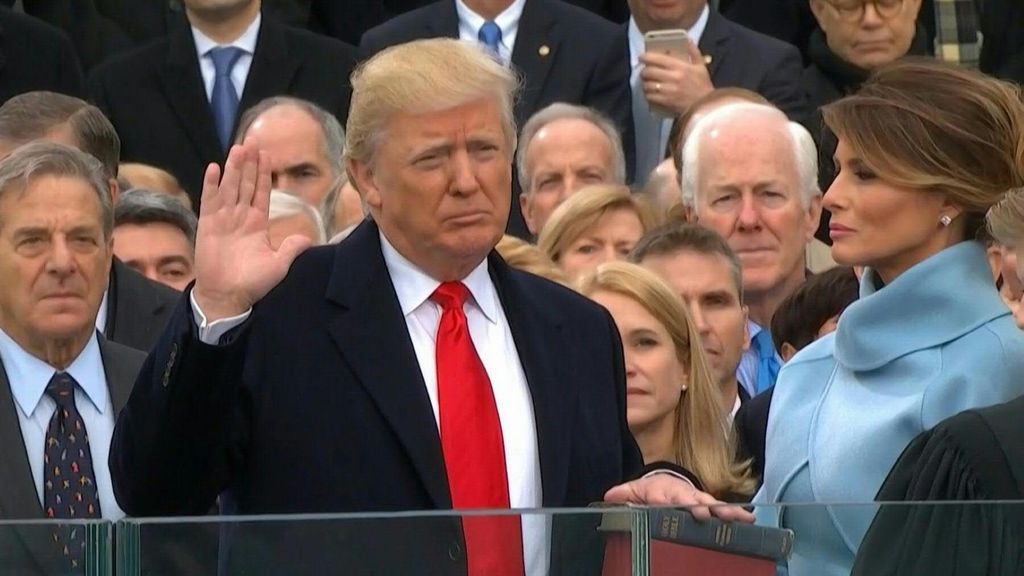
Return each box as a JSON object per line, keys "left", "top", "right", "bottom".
{"left": 431, "top": 282, "right": 525, "bottom": 576}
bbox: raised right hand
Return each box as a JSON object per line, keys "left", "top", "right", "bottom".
{"left": 192, "top": 144, "right": 312, "bottom": 322}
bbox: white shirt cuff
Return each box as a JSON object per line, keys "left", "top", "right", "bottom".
{"left": 189, "top": 289, "right": 252, "bottom": 345}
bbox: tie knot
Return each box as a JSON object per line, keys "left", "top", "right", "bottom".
{"left": 45, "top": 372, "right": 77, "bottom": 408}
{"left": 753, "top": 329, "right": 775, "bottom": 356}
{"left": 208, "top": 46, "right": 244, "bottom": 76}
{"left": 431, "top": 281, "right": 470, "bottom": 311}
{"left": 478, "top": 21, "right": 502, "bottom": 53}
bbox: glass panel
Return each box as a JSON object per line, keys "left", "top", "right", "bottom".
{"left": 114, "top": 502, "right": 1024, "bottom": 576}
{"left": 0, "top": 519, "right": 110, "bottom": 576}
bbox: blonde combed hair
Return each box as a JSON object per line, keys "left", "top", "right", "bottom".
{"left": 495, "top": 235, "right": 570, "bottom": 286}
{"left": 987, "top": 187, "right": 1024, "bottom": 248}
{"left": 344, "top": 38, "right": 520, "bottom": 165}
{"left": 577, "top": 262, "right": 755, "bottom": 499}
{"left": 537, "top": 184, "right": 657, "bottom": 264}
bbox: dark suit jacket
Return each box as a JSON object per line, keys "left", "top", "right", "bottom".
{"left": 87, "top": 15, "right": 357, "bottom": 208}
{"left": 853, "top": 395, "right": 1024, "bottom": 576}
{"left": 0, "top": 336, "right": 143, "bottom": 575}
{"left": 359, "top": 0, "right": 634, "bottom": 238}
{"left": 0, "top": 6, "right": 83, "bottom": 102}
{"left": 718, "top": 0, "right": 817, "bottom": 62}
{"left": 690, "top": 10, "right": 809, "bottom": 124}
{"left": 104, "top": 258, "right": 180, "bottom": 353}
{"left": 734, "top": 385, "right": 772, "bottom": 485}
{"left": 111, "top": 220, "right": 644, "bottom": 574}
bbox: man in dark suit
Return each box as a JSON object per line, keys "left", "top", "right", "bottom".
{"left": 0, "top": 91, "right": 180, "bottom": 353}
{"left": 0, "top": 143, "right": 146, "bottom": 573}
{"left": 359, "top": 0, "right": 634, "bottom": 238}
{"left": 0, "top": 6, "right": 82, "bottom": 102}
{"left": 110, "top": 38, "right": 749, "bottom": 575}
{"left": 625, "top": 0, "right": 809, "bottom": 182}
{"left": 87, "top": 0, "right": 357, "bottom": 210}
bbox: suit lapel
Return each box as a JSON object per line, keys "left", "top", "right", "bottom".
{"left": 237, "top": 19, "right": 301, "bottom": 117}
{"left": 428, "top": 1, "right": 460, "bottom": 38}
{"left": 324, "top": 222, "right": 452, "bottom": 509}
{"left": 0, "top": 360, "right": 68, "bottom": 574}
{"left": 158, "top": 26, "right": 224, "bottom": 164}
{"left": 698, "top": 10, "right": 730, "bottom": 80}
{"left": 488, "top": 256, "right": 574, "bottom": 507}
{"left": 97, "top": 337, "right": 140, "bottom": 415}
{"left": 509, "top": 0, "right": 558, "bottom": 123}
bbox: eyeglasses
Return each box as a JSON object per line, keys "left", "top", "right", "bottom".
{"left": 826, "top": 0, "right": 904, "bottom": 22}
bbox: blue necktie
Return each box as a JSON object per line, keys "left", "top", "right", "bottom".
{"left": 753, "top": 329, "right": 781, "bottom": 394}
{"left": 209, "top": 46, "right": 245, "bottom": 152}
{"left": 478, "top": 21, "right": 502, "bottom": 58}
{"left": 631, "top": 68, "right": 664, "bottom": 184}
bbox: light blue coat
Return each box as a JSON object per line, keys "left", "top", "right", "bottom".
{"left": 754, "top": 241, "right": 1024, "bottom": 576}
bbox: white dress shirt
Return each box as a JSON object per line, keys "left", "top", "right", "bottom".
{"left": 628, "top": 6, "right": 710, "bottom": 180}
{"left": 94, "top": 288, "right": 109, "bottom": 333}
{"left": 0, "top": 328, "right": 124, "bottom": 520}
{"left": 455, "top": 0, "right": 527, "bottom": 63}
{"left": 191, "top": 232, "right": 547, "bottom": 575}
{"left": 191, "top": 13, "right": 262, "bottom": 102}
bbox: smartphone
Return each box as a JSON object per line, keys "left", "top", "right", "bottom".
{"left": 643, "top": 29, "right": 690, "bottom": 117}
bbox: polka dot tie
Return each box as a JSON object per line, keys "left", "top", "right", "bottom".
{"left": 43, "top": 372, "right": 101, "bottom": 570}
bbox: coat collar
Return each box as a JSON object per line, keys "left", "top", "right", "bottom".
{"left": 835, "top": 242, "right": 1009, "bottom": 371}
{"left": 323, "top": 220, "right": 573, "bottom": 508}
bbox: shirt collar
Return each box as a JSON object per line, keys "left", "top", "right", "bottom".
{"left": 379, "top": 232, "right": 498, "bottom": 324}
{"left": 192, "top": 12, "right": 261, "bottom": 59}
{"left": 455, "top": 0, "right": 527, "bottom": 49}
{"left": 628, "top": 4, "right": 710, "bottom": 70}
{"left": 747, "top": 320, "right": 762, "bottom": 338}
{"left": 0, "top": 327, "right": 108, "bottom": 418}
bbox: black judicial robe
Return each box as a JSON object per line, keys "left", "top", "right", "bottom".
{"left": 852, "top": 395, "right": 1024, "bottom": 576}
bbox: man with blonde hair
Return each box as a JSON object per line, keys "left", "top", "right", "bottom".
{"left": 111, "top": 38, "right": 749, "bottom": 575}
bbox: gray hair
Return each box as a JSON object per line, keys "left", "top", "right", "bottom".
{"left": 235, "top": 96, "right": 346, "bottom": 177}
{"left": 269, "top": 190, "right": 327, "bottom": 244}
{"left": 115, "top": 188, "right": 198, "bottom": 246}
{"left": 0, "top": 91, "right": 121, "bottom": 180}
{"left": 680, "top": 103, "right": 820, "bottom": 209}
{"left": 0, "top": 142, "right": 113, "bottom": 238}
{"left": 515, "top": 103, "right": 626, "bottom": 194}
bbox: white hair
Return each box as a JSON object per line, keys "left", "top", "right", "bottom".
{"left": 515, "top": 103, "right": 626, "bottom": 193}
{"left": 269, "top": 189, "right": 327, "bottom": 244}
{"left": 680, "top": 103, "right": 820, "bottom": 209}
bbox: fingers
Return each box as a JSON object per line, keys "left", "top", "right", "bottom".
{"left": 252, "top": 150, "right": 273, "bottom": 225}
{"left": 237, "top": 146, "right": 260, "bottom": 208}
{"left": 274, "top": 234, "right": 314, "bottom": 270}
{"left": 603, "top": 483, "right": 639, "bottom": 504}
{"left": 685, "top": 38, "right": 704, "bottom": 65}
{"left": 219, "top": 145, "right": 246, "bottom": 208}
{"left": 199, "top": 162, "right": 222, "bottom": 216}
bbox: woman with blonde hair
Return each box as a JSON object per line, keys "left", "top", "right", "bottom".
{"left": 579, "top": 261, "right": 755, "bottom": 501}
{"left": 495, "top": 235, "right": 570, "bottom": 286}
{"left": 538, "top": 184, "right": 656, "bottom": 281}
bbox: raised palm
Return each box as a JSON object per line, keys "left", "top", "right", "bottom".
{"left": 192, "top": 145, "right": 312, "bottom": 321}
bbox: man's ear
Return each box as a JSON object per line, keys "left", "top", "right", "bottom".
{"left": 347, "top": 159, "right": 381, "bottom": 214}
{"left": 109, "top": 177, "right": 120, "bottom": 204}
{"left": 780, "top": 342, "right": 798, "bottom": 363}
{"left": 520, "top": 193, "right": 536, "bottom": 235}
{"left": 805, "top": 194, "right": 823, "bottom": 242}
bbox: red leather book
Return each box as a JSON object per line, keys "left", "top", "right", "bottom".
{"left": 598, "top": 508, "right": 791, "bottom": 576}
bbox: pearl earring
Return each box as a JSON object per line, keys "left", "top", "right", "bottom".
{"left": 939, "top": 214, "right": 953, "bottom": 227}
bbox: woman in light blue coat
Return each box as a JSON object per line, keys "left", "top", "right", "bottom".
{"left": 754, "top": 59, "right": 1024, "bottom": 576}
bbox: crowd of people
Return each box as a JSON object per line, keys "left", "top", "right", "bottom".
{"left": 0, "top": 0, "right": 1022, "bottom": 575}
